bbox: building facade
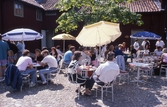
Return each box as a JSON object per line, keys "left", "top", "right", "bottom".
{"left": 0, "top": 0, "right": 166, "bottom": 52}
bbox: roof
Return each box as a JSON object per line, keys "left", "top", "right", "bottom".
{"left": 119, "top": 0, "right": 161, "bottom": 12}
{"left": 20, "top": 0, "right": 161, "bottom": 12}
{"left": 37, "top": 0, "right": 59, "bottom": 11}
{"left": 20, "top": 0, "right": 44, "bottom": 9}
{"left": 20, "top": 0, "right": 58, "bottom": 10}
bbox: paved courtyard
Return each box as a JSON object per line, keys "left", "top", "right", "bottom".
{"left": 1, "top": 72, "right": 167, "bottom": 107}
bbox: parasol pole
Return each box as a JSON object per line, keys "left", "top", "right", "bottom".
{"left": 63, "top": 40, "right": 65, "bottom": 53}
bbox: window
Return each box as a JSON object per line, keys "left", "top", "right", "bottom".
{"left": 45, "top": 11, "right": 57, "bottom": 16}
{"left": 36, "top": 10, "right": 42, "bottom": 21}
{"left": 14, "top": 2, "right": 24, "bottom": 17}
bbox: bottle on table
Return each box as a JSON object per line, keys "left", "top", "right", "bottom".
{"left": 127, "top": 48, "right": 129, "bottom": 53}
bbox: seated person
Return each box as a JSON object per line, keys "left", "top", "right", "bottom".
{"left": 113, "top": 45, "right": 123, "bottom": 57}
{"left": 68, "top": 51, "right": 94, "bottom": 96}
{"left": 130, "top": 45, "right": 137, "bottom": 61}
{"left": 144, "top": 44, "right": 150, "bottom": 56}
{"left": 89, "top": 47, "right": 97, "bottom": 66}
{"left": 63, "top": 46, "right": 75, "bottom": 66}
{"left": 78, "top": 46, "right": 91, "bottom": 65}
{"left": 50, "top": 47, "right": 62, "bottom": 63}
{"left": 50, "top": 47, "right": 58, "bottom": 59}
{"left": 34, "top": 49, "right": 47, "bottom": 70}
{"left": 130, "top": 45, "right": 137, "bottom": 56}
{"left": 159, "top": 48, "right": 167, "bottom": 65}
{"left": 16, "top": 49, "right": 36, "bottom": 87}
{"left": 34, "top": 49, "right": 43, "bottom": 62}
{"left": 121, "top": 42, "right": 126, "bottom": 52}
{"left": 114, "top": 45, "right": 127, "bottom": 63}
{"left": 39, "top": 50, "right": 58, "bottom": 84}
{"left": 154, "top": 46, "right": 163, "bottom": 56}
{"left": 104, "top": 45, "right": 114, "bottom": 59}
{"left": 56, "top": 45, "right": 63, "bottom": 55}
{"left": 93, "top": 52, "right": 120, "bottom": 85}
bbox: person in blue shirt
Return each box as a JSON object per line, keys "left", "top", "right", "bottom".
{"left": 0, "top": 34, "right": 10, "bottom": 81}
{"left": 16, "top": 41, "right": 25, "bottom": 60}
{"left": 63, "top": 46, "right": 75, "bottom": 66}
{"left": 113, "top": 45, "right": 123, "bottom": 57}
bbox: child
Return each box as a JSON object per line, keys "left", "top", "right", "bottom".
{"left": 8, "top": 50, "right": 15, "bottom": 64}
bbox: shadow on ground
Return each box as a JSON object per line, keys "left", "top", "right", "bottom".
{"left": 73, "top": 75, "right": 163, "bottom": 107}
{"left": 5, "top": 83, "right": 64, "bottom": 99}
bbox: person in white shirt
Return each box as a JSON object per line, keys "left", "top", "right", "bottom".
{"left": 141, "top": 39, "right": 150, "bottom": 50}
{"left": 101, "top": 45, "right": 107, "bottom": 58}
{"left": 154, "top": 46, "right": 163, "bottom": 56}
{"left": 39, "top": 50, "right": 58, "bottom": 84}
{"left": 93, "top": 52, "right": 120, "bottom": 85}
{"left": 16, "top": 49, "right": 36, "bottom": 87}
{"left": 155, "top": 39, "right": 165, "bottom": 48}
{"left": 133, "top": 39, "right": 140, "bottom": 51}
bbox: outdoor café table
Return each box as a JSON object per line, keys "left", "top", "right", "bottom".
{"left": 152, "top": 56, "right": 161, "bottom": 62}
{"left": 123, "top": 51, "right": 130, "bottom": 55}
{"left": 32, "top": 62, "right": 41, "bottom": 82}
{"left": 129, "top": 62, "right": 151, "bottom": 85}
{"left": 32, "top": 62, "right": 41, "bottom": 68}
{"left": 147, "top": 56, "right": 161, "bottom": 67}
{"left": 79, "top": 65, "right": 97, "bottom": 78}
{"left": 123, "top": 51, "right": 131, "bottom": 62}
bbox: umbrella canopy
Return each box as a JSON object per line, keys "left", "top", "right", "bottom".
{"left": 76, "top": 21, "right": 121, "bottom": 47}
{"left": 52, "top": 33, "right": 75, "bottom": 52}
{"left": 2, "top": 28, "right": 43, "bottom": 41}
{"left": 130, "top": 31, "right": 161, "bottom": 40}
{"left": 52, "top": 33, "right": 75, "bottom": 40}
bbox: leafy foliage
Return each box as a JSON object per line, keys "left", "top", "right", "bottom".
{"left": 55, "top": 0, "right": 143, "bottom": 33}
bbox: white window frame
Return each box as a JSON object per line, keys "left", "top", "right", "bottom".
{"left": 14, "top": 2, "right": 24, "bottom": 17}
{"left": 36, "top": 10, "right": 43, "bottom": 21}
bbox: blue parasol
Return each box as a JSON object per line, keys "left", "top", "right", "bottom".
{"left": 130, "top": 31, "right": 161, "bottom": 40}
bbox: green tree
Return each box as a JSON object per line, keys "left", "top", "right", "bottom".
{"left": 55, "top": 0, "right": 143, "bottom": 33}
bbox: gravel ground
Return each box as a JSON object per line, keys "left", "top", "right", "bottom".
{"left": 1, "top": 71, "right": 167, "bottom": 107}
